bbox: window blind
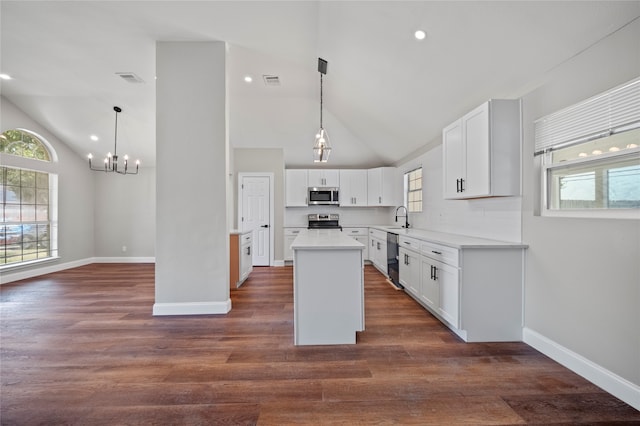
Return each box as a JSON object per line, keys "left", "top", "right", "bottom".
{"left": 534, "top": 77, "right": 640, "bottom": 155}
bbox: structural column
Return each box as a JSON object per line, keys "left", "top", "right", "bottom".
{"left": 154, "top": 41, "right": 230, "bottom": 315}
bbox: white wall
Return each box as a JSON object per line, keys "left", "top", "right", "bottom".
{"left": 154, "top": 41, "right": 230, "bottom": 315}
{"left": 285, "top": 205, "right": 395, "bottom": 228}
{"left": 1, "top": 97, "right": 95, "bottom": 283}
{"left": 93, "top": 169, "right": 155, "bottom": 259}
{"left": 521, "top": 18, "right": 640, "bottom": 401}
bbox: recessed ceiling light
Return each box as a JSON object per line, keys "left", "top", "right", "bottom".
{"left": 90, "top": 135, "right": 99, "bottom": 141}
{"left": 414, "top": 30, "right": 426, "bottom": 40}
{"left": 244, "top": 76, "right": 253, "bottom": 83}
{"left": 0, "top": 73, "right": 12, "bottom": 80}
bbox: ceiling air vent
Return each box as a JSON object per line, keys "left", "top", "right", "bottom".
{"left": 262, "top": 75, "right": 280, "bottom": 86}
{"left": 116, "top": 72, "right": 145, "bottom": 84}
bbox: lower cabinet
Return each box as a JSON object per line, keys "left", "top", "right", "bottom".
{"left": 399, "top": 246, "right": 420, "bottom": 297}
{"left": 230, "top": 231, "right": 253, "bottom": 288}
{"left": 420, "top": 256, "right": 459, "bottom": 329}
{"left": 400, "top": 235, "right": 524, "bottom": 342}
{"left": 342, "top": 227, "right": 369, "bottom": 260}
{"left": 284, "top": 228, "right": 305, "bottom": 261}
{"left": 369, "top": 229, "right": 387, "bottom": 276}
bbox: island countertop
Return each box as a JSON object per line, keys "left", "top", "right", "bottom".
{"left": 291, "top": 229, "right": 365, "bottom": 250}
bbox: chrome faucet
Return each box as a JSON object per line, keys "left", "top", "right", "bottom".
{"left": 395, "top": 206, "right": 410, "bottom": 229}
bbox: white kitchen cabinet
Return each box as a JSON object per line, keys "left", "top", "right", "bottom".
{"left": 398, "top": 235, "right": 421, "bottom": 297}
{"left": 285, "top": 169, "right": 308, "bottom": 207}
{"left": 420, "top": 254, "right": 459, "bottom": 329}
{"left": 442, "top": 99, "right": 521, "bottom": 199}
{"left": 399, "top": 246, "right": 420, "bottom": 297}
{"left": 396, "top": 230, "right": 526, "bottom": 342}
{"left": 419, "top": 257, "right": 439, "bottom": 311}
{"left": 284, "top": 228, "right": 305, "bottom": 261}
{"left": 339, "top": 170, "right": 368, "bottom": 207}
{"left": 342, "top": 227, "right": 369, "bottom": 260}
{"left": 230, "top": 231, "right": 253, "bottom": 288}
{"left": 369, "top": 228, "right": 387, "bottom": 275}
{"left": 308, "top": 169, "right": 339, "bottom": 187}
{"left": 367, "top": 167, "right": 400, "bottom": 206}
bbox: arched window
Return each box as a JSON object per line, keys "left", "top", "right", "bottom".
{"left": 1, "top": 129, "right": 58, "bottom": 267}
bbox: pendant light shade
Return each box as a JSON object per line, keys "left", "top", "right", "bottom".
{"left": 313, "top": 128, "right": 331, "bottom": 163}
{"left": 313, "top": 58, "right": 331, "bottom": 163}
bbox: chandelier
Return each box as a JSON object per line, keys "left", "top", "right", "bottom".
{"left": 88, "top": 106, "right": 139, "bottom": 174}
{"left": 313, "top": 58, "right": 331, "bottom": 163}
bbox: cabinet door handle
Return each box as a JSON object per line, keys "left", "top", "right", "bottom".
{"left": 247, "top": 246, "right": 251, "bottom": 256}
{"left": 293, "top": 230, "right": 299, "bottom": 234}
{"left": 460, "top": 178, "right": 465, "bottom": 192}
{"left": 406, "top": 254, "right": 410, "bottom": 265}
{"left": 378, "top": 196, "right": 382, "bottom": 204}
{"left": 433, "top": 266, "right": 438, "bottom": 280}
{"left": 456, "top": 179, "right": 460, "bottom": 193}
{"left": 431, "top": 250, "right": 442, "bottom": 255}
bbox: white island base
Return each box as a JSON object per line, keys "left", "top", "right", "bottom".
{"left": 292, "top": 230, "right": 365, "bottom": 345}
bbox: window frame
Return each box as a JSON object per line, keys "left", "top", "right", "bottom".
{"left": 541, "top": 146, "right": 640, "bottom": 219}
{"left": 535, "top": 77, "right": 640, "bottom": 220}
{"left": 1, "top": 129, "right": 59, "bottom": 270}
{"left": 404, "top": 167, "right": 423, "bottom": 213}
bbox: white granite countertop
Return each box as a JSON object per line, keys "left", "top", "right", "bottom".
{"left": 369, "top": 225, "right": 528, "bottom": 249}
{"left": 229, "top": 229, "right": 251, "bottom": 235}
{"left": 291, "top": 229, "right": 365, "bottom": 250}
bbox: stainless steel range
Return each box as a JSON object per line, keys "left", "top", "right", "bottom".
{"left": 307, "top": 213, "right": 341, "bottom": 230}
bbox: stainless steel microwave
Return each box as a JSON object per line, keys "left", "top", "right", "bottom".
{"left": 308, "top": 187, "right": 339, "bottom": 205}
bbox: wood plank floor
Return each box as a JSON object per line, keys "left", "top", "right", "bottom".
{"left": 1, "top": 263, "right": 638, "bottom": 425}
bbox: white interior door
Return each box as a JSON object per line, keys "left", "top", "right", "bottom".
{"left": 240, "top": 175, "right": 271, "bottom": 266}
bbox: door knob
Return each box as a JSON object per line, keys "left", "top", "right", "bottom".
{"left": 260, "top": 224, "right": 269, "bottom": 228}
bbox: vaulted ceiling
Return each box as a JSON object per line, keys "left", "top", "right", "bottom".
{"left": 1, "top": 1, "right": 638, "bottom": 168}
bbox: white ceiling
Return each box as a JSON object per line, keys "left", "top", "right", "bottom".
{"left": 1, "top": 1, "right": 639, "bottom": 168}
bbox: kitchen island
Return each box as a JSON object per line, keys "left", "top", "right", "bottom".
{"left": 291, "top": 229, "right": 365, "bottom": 345}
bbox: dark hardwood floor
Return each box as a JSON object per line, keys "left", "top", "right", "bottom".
{"left": 1, "top": 263, "right": 638, "bottom": 425}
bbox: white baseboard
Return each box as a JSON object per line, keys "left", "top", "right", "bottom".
{"left": 273, "top": 260, "right": 285, "bottom": 267}
{"left": 523, "top": 327, "right": 640, "bottom": 411}
{"left": 0, "top": 257, "right": 93, "bottom": 285}
{"left": 153, "top": 300, "right": 232, "bottom": 316}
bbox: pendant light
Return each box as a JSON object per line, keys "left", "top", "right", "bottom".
{"left": 313, "top": 58, "right": 331, "bottom": 163}
{"left": 88, "top": 106, "right": 139, "bottom": 175}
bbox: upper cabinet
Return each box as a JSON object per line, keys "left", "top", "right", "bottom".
{"left": 442, "top": 100, "right": 521, "bottom": 199}
{"left": 308, "top": 169, "right": 339, "bottom": 187}
{"left": 285, "top": 169, "right": 308, "bottom": 207}
{"left": 339, "top": 170, "right": 368, "bottom": 207}
{"left": 367, "top": 167, "right": 400, "bottom": 206}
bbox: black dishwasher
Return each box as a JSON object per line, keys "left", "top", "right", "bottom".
{"left": 387, "top": 232, "right": 402, "bottom": 288}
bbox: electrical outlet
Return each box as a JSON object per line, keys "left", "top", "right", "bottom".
{"left": 122, "top": 245, "right": 127, "bottom": 252}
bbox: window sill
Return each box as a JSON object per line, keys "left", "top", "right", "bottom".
{"left": 0, "top": 256, "right": 61, "bottom": 273}
{"left": 541, "top": 209, "right": 640, "bottom": 220}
